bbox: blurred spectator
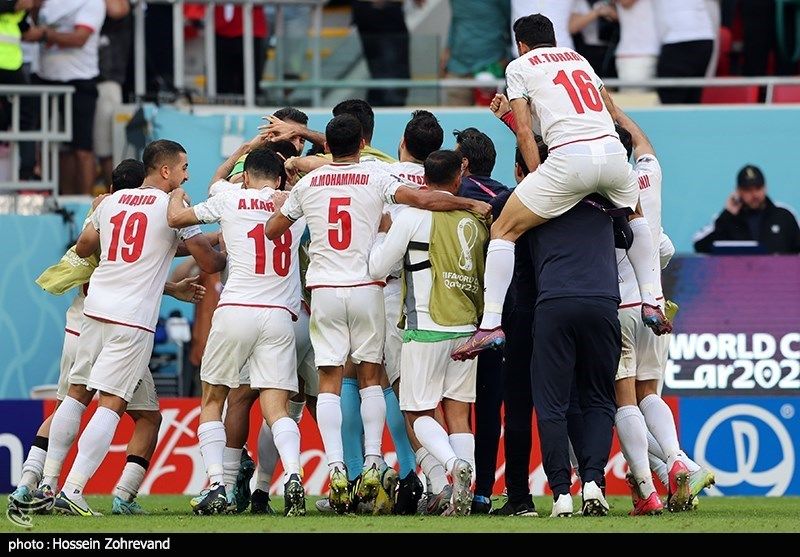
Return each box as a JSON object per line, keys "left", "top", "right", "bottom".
{"left": 570, "top": 0, "right": 618, "bottom": 77}
{"left": 265, "top": 3, "right": 312, "bottom": 82}
{"left": 33, "top": 0, "right": 106, "bottom": 195}
{"left": 94, "top": 0, "right": 132, "bottom": 191}
{"left": 441, "top": 0, "right": 510, "bottom": 106}
{"left": 214, "top": 4, "right": 268, "bottom": 99}
{"left": 653, "top": 0, "right": 714, "bottom": 104}
{"left": 615, "top": 0, "right": 659, "bottom": 89}
{"left": 705, "top": 0, "right": 721, "bottom": 77}
{"left": 352, "top": 0, "right": 423, "bottom": 106}
{"left": 694, "top": 164, "right": 800, "bottom": 254}
{"left": 741, "top": 0, "right": 798, "bottom": 77}
{"left": 511, "top": 0, "right": 575, "bottom": 51}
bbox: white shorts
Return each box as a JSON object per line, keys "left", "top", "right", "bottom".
{"left": 616, "top": 305, "right": 669, "bottom": 382}
{"left": 294, "top": 302, "right": 318, "bottom": 397}
{"left": 92, "top": 80, "right": 122, "bottom": 158}
{"left": 514, "top": 136, "right": 638, "bottom": 219}
{"left": 383, "top": 279, "right": 403, "bottom": 385}
{"left": 68, "top": 317, "right": 158, "bottom": 410}
{"left": 399, "top": 338, "right": 477, "bottom": 411}
{"left": 201, "top": 306, "right": 298, "bottom": 392}
{"left": 310, "top": 285, "right": 385, "bottom": 368}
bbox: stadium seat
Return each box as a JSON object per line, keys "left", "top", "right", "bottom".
{"left": 772, "top": 84, "right": 800, "bottom": 103}
{"left": 701, "top": 85, "right": 760, "bottom": 104}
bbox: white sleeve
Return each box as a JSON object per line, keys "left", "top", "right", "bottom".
{"left": 192, "top": 193, "right": 226, "bottom": 224}
{"left": 635, "top": 155, "right": 662, "bottom": 182}
{"left": 505, "top": 61, "right": 529, "bottom": 101}
{"left": 281, "top": 182, "right": 305, "bottom": 222}
{"left": 76, "top": 0, "right": 106, "bottom": 33}
{"left": 368, "top": 212, "right": 418, "bottom": 280}
{"left": 208, "top": 179, "right": 238, "bottom": 197}
{"left": 659, "top": 230, "right": 675, "bottom": 269}
{"left": 178, "top": 225, "right": 202, "bottom": 241}
{"left": 378, "top": 172, "right": 402, "bottom": 205}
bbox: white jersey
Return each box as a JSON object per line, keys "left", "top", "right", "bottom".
{"left": 385, "top": 160, "right": 426, "bottom": 219}
{"left": 281, "top": 161, "right": 401, "bottom": 289}
{"left": 505, "top": 46, "right": 616, "bottom": 150}
{"left": 85, "top": 188, "right": 201, "bottom": 331}
{"left": 617, "top": 154, "right": 663, "bottom": 306}
{"left": 194, "top": 187, "right": 305, "bottom": 317}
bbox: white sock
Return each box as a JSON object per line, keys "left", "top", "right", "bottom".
{"left": 272, "top": 416, "right": 301, "bottom": 480}
{"left": 223, "top": 446, "right": 242, "bottom": 495}
{"left": 416, "top": 447, "right": 448, "bottom": 493}
{"left": 359, "top": 385, "right": 386, "bottom": 468}
{"left": 413, "top": 415, "right": 458, "bottom": 475}
{"left": 479, "top": 239, "right": 516, "bottom": 329}
{"left": 113, "top": 459, "right": 147, "bottom": 502}
{"left": 198, "top": 421, "right": 226, "bottom": 485}
{"left": 20, "top": 445, "right": 47, "bottom": 490}
{"left": 639, "top": 394, "right": 681, "bottom": 468}
{"left": 649, "top": 452, "right": 669, "bottom": 486}
{"left": 616, "top": 405, "right": 656, "bottom": 498}
{"left": 256, "top": 422, "right": 278, "bottom": 492}
{"left": 681, "top": 453, "right": 700, "bottom": 473}
{"left": 627, "top": 217, "right": 658, "bottom": 306}
{"left": 63, "top": 407, "right": 121, "bottom": 499}
{"left": 42, "top": 396, "right": 87, "bottom": 489}
{"left": 448, "top": 433, "right": 475, "bottom": 482}
{"left": 316, "top": 393, "right": 345, "bottom": 469}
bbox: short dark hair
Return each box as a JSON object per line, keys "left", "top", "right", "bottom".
{"left": 111, "top": 159, "right": 145, "bottom": 191}
{"left": 142, "top": 139, "right": 186, "bottom": 172}
{"left": 515, "top": 135, "right": 548, "bottom": 177}
{"left": 332, "top": 99, "right": 374, "bottom": 141}
{"left": 615, "top": 124, "right": 633, "bottom": 159}
{"left": 326, "top": 114, "right": 363, "bottom": 158}
{"left": 306, "top": 142, "right": 325, "bottom": 156}
{"left": 243, "top": 147, "right": 284, "bottom": 181}
{"left": 424, "top": 150, "right": 463, "bottom": 186}
{"left": 513, "top": 14, "right": 556, "bottom": 49}
{"left": 454, "top": 128, "right": 496, "bottom": 176}
{"left": 273, "top": 106, "right": 308, "bottom": 126}
{"left": 267, "top": 139, "right": 299, "bottom": 160}
{"left": 404, "top": 110, "right": 444, "bottom": 162}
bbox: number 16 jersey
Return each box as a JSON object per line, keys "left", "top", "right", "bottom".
{"left": 85, "top": 187, "right": 201, "bottom": 332}
{"left": 505, "top": 46, "right": 616, "bottom": 150}
{"left": 281, "top": 161, "right": 401, "bottom": 289}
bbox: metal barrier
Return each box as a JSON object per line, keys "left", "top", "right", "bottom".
{"left": 133, "top": 0, "right": 326, "bottom": 107}
{"left": 0, "top": 85, "right": 73, "bottom": 195}
{"left": 258, "top": 75, "right": 800, "bottom": 104}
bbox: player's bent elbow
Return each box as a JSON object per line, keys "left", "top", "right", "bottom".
{"left": 199, "top": 253, "right": 227, "bottom": 274}
{"left": 75, "top": 239, "right": 95, "bottom": 258}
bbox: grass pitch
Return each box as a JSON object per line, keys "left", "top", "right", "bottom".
{"left": 3, "top": 495, "right": 799, "bottom": 533}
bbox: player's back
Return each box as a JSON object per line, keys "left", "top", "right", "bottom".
{"left": 85, "top": 188, "right": 191, "bottom": 331}
{"left": 288, "top": 161, "right": 398, "bottom": 289}
{"left": 505, "top": 46, "right": 615, "bottom": 149}
{"left": 211, "top": 188, "right": 303, "bottom": 314}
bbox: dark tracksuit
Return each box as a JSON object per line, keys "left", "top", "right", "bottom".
{"left": 529, "top": 194, "right": 621, "bottom": 497}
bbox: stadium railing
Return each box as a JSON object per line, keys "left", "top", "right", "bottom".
{"left": 132, "top": 0, "right": 327, "bottom": 108}
{"left": 0, "top": 85, "right": 74, "bottom": 199}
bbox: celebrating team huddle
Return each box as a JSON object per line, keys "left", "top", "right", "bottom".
{"left": 8, "top": 13, "right": 714, "bottom": 521}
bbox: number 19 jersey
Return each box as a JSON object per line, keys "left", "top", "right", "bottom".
{"left": 281, "top": 161, "right": 401, "bottom": 289}
{"left": 84, "top": 188, "right": 201, "bottom": 331}
{"left": 505, "top": 46, "right": 616, "bottom": 150}
{"left": 194, "top": 187, "right": 305, "bottom": 317}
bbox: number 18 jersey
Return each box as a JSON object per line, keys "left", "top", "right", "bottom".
{"left": 505, "top": 46, "right": 616, "bottom": 150}
{"left": 281, "top": 161, "right": 401, "bottom": 289}
{"left": 84, "top": 188, "right": 201, "bottom": 331}
{"left": 194, "top": 186, "right": 305, "bottom": 317}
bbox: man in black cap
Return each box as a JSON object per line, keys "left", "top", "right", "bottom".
{"left": 694, "top": 164, "right": 800, "bottom": 254}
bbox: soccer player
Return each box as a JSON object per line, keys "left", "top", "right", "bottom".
{"left": 168, "top": 147, "right": 308, "bottom": 516}
{"left": 7, "top": 159, "right": 207, "bottom": 516}
{"left": 452, "top": 13, "right": 670, "bottom": 361}
{"left": 40, "top": 140, "right": 226, "bottom": 516}
{"left": 265, "top": 114, "right": 489, "bottom": 513}
{"left": 613, "top": 107, "right": 715, "bottom": 512}
{"left": 368, "top": 150, "right": 489, "bottom": 516}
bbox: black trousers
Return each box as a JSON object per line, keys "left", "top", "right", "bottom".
{"left": 473, "top": 348, "right": 503, "bottom": 498}
{"left": 215, "top": 36, "right": 266, "bottom": 97}
{"left": 501, "top": 308, "right": 534, "bottom": 504}
{"left": 532, "top": 297, "right": 619, "bottom": 497}
{"left": 352, "top": 1, "right": 409, "bottom": 106}
{"left": 741, "top": 0, "right": 797, "bottom": 76}
{"left": 657, "top": 40, "right": 714, "bottom": 104}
